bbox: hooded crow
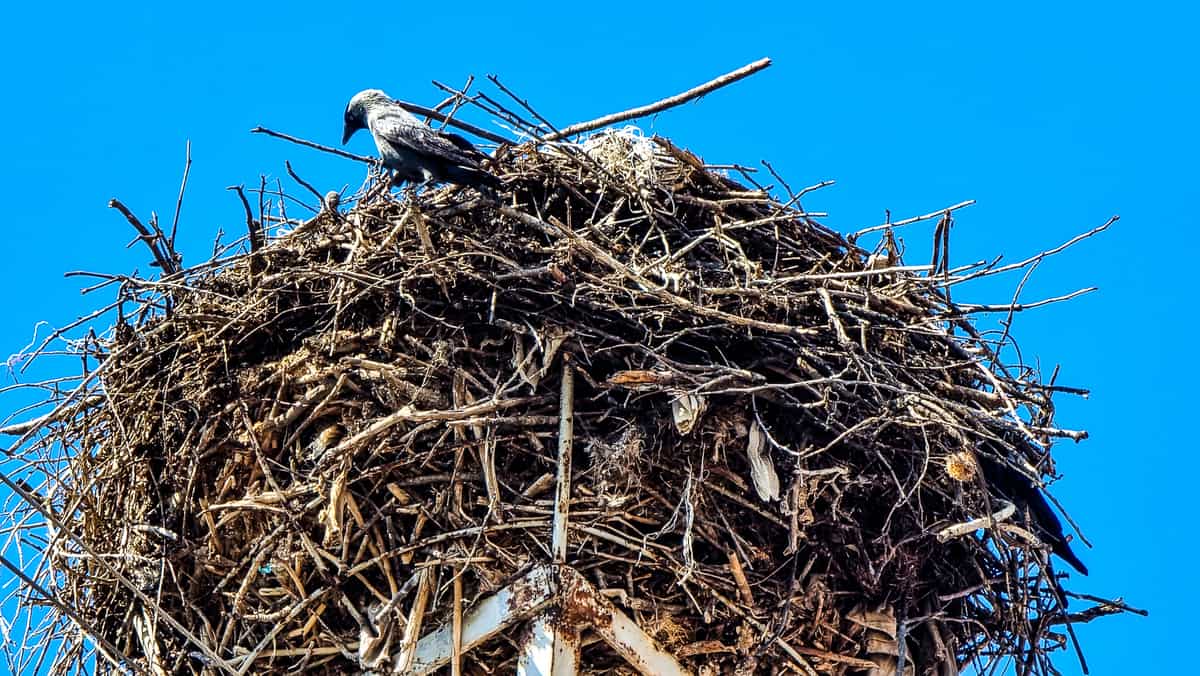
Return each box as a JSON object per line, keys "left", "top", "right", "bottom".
{"left": 342, "top": 89, "right": 499, "bottom": 190}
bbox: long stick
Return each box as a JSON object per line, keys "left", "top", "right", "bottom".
{"left": 0, "top": 470, "right": 238, "bottom": 673}
{"left": 851, "top": 200, "right": 976, "bottom": 239}
{"left": 250, "top": 126, "right": 375, "bottom": 163}
{"left": 169, "top": 140, "right": 191, "bottom": 248}
{"left": 544, "top": 57, "right": 772, "bottom": 141}
{"left": 0, "top": 553, "right": 147, "bottom": 676}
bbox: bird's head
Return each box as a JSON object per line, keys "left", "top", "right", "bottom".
{"left": 342, "top": 89, "right": 390, "bottom": 144}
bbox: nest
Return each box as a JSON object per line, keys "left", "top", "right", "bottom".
{"left": 2, "top": 114, "right": 1133, "bottom": 674}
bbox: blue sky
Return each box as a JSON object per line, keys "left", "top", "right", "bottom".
{"left": 0, "top": 2, "right": 1194, "bottom": 673}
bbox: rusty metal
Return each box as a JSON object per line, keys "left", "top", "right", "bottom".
{"left": 559, "top": 567, "right": 691, "bottom": 676}
{"left": 401, "top": 565, "right": 555, "bottom": 675}
{"left": 517, "top": 615, "right": 581, "bottom": 676}
{"left": 395, "top": 553, "right": 691, "bottom": 675}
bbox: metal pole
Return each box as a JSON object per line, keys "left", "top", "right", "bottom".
{"left": 551, "top": 358, "right": 574, "bottom": 563}
{"left": 517, "top": 617, "right": 581, "bottom": 676}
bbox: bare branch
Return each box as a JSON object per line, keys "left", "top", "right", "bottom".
{"left": 169, "top": 139, "right": 192, "bottom": 248}
{"left": 251, "top": 126, "right": 375, "bottom": 163}
{"left": 543, "top": 57, "right": 773, "bottom": 141}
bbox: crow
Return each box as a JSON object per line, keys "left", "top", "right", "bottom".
{"left": 341, "top": 89, "right": 499, "bottom": 190}
{"left": 976, "top": 452, "right": 1088, "bottom": 575}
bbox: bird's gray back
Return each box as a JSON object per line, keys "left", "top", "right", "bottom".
{"left": 358, "top": 97, "right": 496, "bottom": 188}
{"left": 369, "top": 109, "right": 484, "bottom": 167}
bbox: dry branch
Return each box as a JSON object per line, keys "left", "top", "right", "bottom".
{"left": 543, "top": 57, "right": 773, "bottom": 141}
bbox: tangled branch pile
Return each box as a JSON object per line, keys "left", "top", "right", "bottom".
{"left": 2, "top": 101, "right": 1131, "bottom": 675}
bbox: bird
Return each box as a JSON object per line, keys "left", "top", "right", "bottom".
{"left": 341, "top": 89, "right": 499, "bottom": 190}
{"left": 975, "top": 452, "right": 1088, "bottom": 575}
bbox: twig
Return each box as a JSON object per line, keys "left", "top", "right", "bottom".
{"left": 949, "top": 216, "right": 1119, "bottom": 287}
{"left": 937, "top": 501, "right": 1017, "bottom": 542}
{"left": 429, "top": 82, "right": 531, "bottom": 138}
{"left": 169, "top": 139, "right": 192, "bottom": 248}
{"left": 764, "top": 264, "right": 934, "bottom": 285}
{"left": 226, "top": 186, "right": 263, "bottom": 253}
{"left": 451, "top": 571, "right": 464, "bottom": 676}
{"left": 325, "top": 396, "right": 546, "bottom": 466}
{"left": 0, "top": 553, "right": 148, "bottom": 676}
{"left": 543, "top": 57, "right": 773, "bottom": 141}
{"left": 1061, "top": 592, "right": 1148, "bottom": 617}
{"left": 796, "top": 179, "right": 836, "bottom": 199}
{"left": 486, "top": 74, "right": 562, "bottom": 137}
{"left": 108, "top": 198, "right": 180, "bottom": 274}
{"left": 851, "top": 200, "right": 976, "bottom": 240}
{"left": 250, "top": 126, "right": 376, "bottom": 163}
{"left": 395, "top": 568, "right": 433, "bottom": 673}
{"left": 726, "top": 549, "right": 754, "bottom": 607}
{"left": 0, "top": 395, "right": 104, "bottom": 436}
{"left": 950, "top": 287, "right": 1098, "bottom": 314}
{"left": 285, "top": 160, "right": 324, "bottom": 205}
{"left": 430, "top": 74, "right": 474, "bottom": 119}
{"left": 760, "top": 159, "right": 796, "bottom": 202}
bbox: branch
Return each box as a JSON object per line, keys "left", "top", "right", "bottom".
{"left": 543, "top": 57, "right": 773, "bottom": 141}
{"left": 250, "top": 126, "right": 375, "bottom": 163}
{"left": 0, "top": 395, "right": 105, "bottom": 436}
{"left": 169, "top": 139, "right": 191, "bottom": 248}
{"left": 285, "top": 160, "right": 324, "bottom": 205}
{"left": 226, "top": 186, "right": 264, "bottom": 253}
{"left": 0, "top": 553, "right": 149, "bottom": 675}
{"left": 948, "top": 215, "right": 1119, "bottom": 287}
{"left": 108, "top": 198, "right": 180, "bottom": 274}
{"left": 950, "top": 287, "right": 1098, "bottom": 314}
{"left": 936, "top": 501, "right": 1016, "bottom": 542}
{"left": 851, "top": 200, "right": 976, "bottom": 240}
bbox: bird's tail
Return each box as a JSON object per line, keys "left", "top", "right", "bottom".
{"left": 1053, "top": 539, "right": 1089, "bottom": 576}
{"left": 445, "top": 164, "right": 501, "bottom": 191}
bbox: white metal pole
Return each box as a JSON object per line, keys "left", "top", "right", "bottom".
{"left": 551, "top": 358, "right": 574, "bottom": 563}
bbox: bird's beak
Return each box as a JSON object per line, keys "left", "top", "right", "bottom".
{"left": 341, "top": 126, "right": 354, "bottom": 145}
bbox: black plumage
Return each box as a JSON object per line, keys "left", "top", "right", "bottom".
{"left": 976, "top": 452, "right": 1088, "bottom": 575}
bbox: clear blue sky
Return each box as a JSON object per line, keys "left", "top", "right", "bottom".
{"left": 0, "top": 2, "right": 1193, "bottom": 673}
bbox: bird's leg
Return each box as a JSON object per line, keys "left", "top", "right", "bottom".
{"left": 400, "top": 182, "right": 420, "bottom": 204}
{"left": 368, "top": 159, "right": 388, "bottom": 184}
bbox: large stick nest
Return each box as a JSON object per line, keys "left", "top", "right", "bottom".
{"left": 4, "top": 127, "right": 1125, "bottom": 675}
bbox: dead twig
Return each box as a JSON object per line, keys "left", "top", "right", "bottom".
{"left": 169, "top": 139, "right": 192, "bottom": 248}
{"left": 543, "top": 57, "right": 773, "bottom": 141}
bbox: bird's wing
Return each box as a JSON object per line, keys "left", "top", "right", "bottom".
{"left": 439, "top": 131, "right": 489, "bottom": 161}
{"left": 976, "top": 453, "right": 1088, "bottom": 575}
{"left": 372, "top": 112, "right": 484, "bottom": 167}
